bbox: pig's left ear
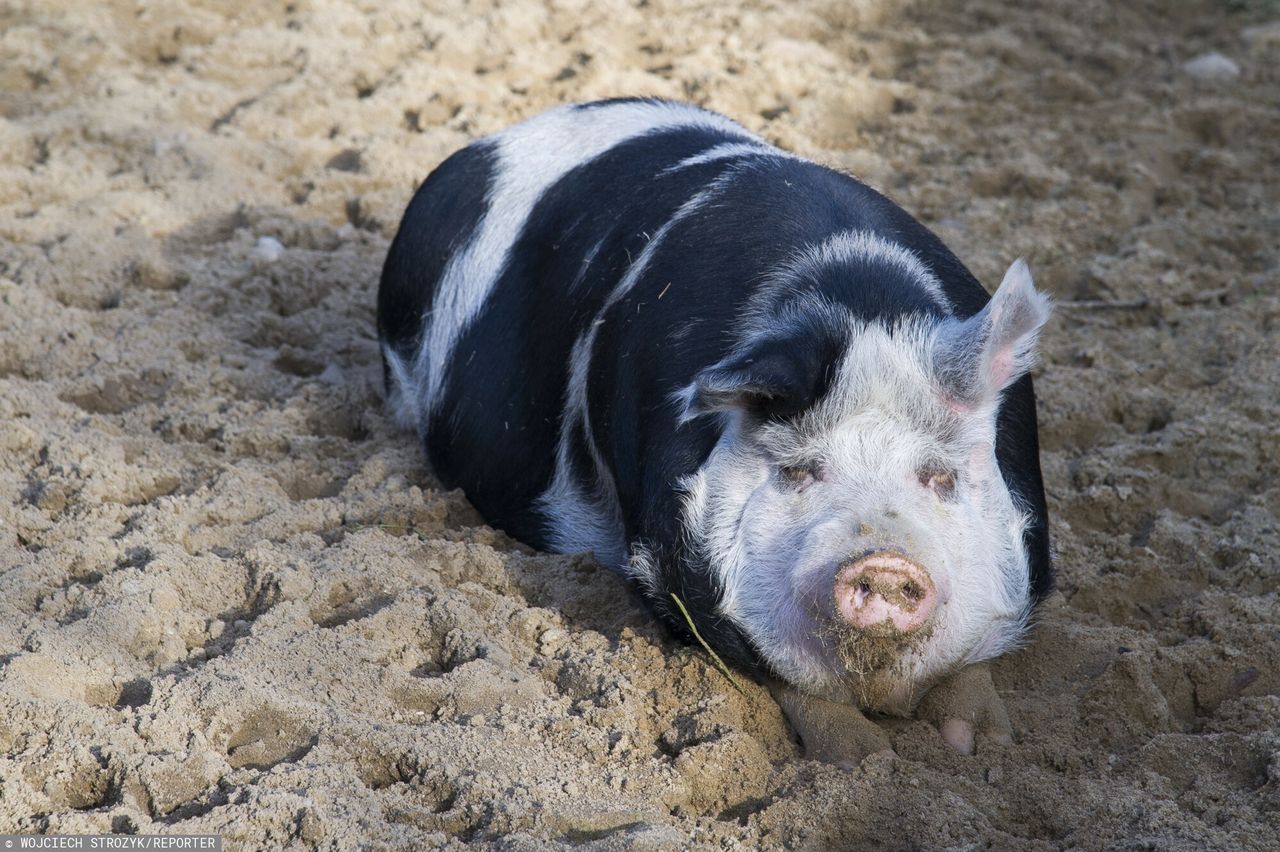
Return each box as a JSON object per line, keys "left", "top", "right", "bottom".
{"left": 932, "top": 259, "right": 1051, "bottom": 407}
{"left": 679, "top": 334, "right": 832, "bottom": 423}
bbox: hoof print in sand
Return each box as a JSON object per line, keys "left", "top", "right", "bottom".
{"left": 224, "top": 708, "right": 318, "bottom": 772}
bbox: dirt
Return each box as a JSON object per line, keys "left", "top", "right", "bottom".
{"left": 2, "top": 0, "right": 1278, "bottom": 848}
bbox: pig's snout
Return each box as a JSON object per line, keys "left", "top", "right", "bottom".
{"left": 834, "top": 552, "right": 937, "bottom": 634}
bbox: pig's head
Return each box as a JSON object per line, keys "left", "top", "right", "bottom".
{"left": 673, "top": 256, "right": 1051, "bottom": 713}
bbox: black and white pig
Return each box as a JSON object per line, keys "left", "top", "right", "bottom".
{"left": 377, "top": 98, "right": 1053, "bottom": 761}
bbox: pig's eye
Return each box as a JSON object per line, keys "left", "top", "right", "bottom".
{"left": 780, "top": 463, "right": 822, "bottom": 491}
{"left": 919, "top": 467, "right": 958, "bottom": 500}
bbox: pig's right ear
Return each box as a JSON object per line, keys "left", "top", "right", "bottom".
{"left": 677, "top": 336, "right": 830, "bottom": 423}
{"left": 932, "top": 258, "right": 1051, "bottom": 408}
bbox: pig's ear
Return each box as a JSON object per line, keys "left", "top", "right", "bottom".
{"left": 933, "top": 259, "right": 1051, "bottom": 407}
{"left": 679, "top": 335, "right": 830, "bottom": 423}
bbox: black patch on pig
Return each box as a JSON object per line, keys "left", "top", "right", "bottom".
{"left": 993, "top": 373, "right": 1054, "bottom": 599}
{"left": 688, "top": 322, "right": 845, "bottom": 422}
{"left": 378, "top": 140, "right": 497, "bottom": 395}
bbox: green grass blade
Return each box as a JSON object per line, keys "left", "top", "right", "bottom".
{"left": 669, "top": 592, "right": 746, "bottom": 694}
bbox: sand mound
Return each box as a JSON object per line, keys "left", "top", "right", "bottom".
{"left": 2, "top": 0, "right": 1277, "bottom": 847}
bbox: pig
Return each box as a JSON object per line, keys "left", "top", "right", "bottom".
{"left": 377, "top": 98, "right": 1053, "bottom": 762}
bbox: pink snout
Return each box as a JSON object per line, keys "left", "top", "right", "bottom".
{"left": 834, "top": 552, "right": 938, "bottom": 634}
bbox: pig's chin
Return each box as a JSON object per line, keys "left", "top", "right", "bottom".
{"left": 827, "top": 622, "right": 937, "bottom": 714}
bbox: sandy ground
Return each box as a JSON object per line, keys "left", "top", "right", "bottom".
{"left": 2, "top": 0, "right": 1278, "bottom": 848}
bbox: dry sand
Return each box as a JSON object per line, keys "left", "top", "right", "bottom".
{"left": 2, "top": 0, "right": 1278, "bottom": 848}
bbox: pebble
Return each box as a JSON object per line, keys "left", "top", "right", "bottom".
{"left": 1240, "top": 21, "right": 1280, "bottom": 51}
{"left": 318, "top": 364, "right": 345, "bottom": 386}
{"left": 252, "top": 235, "right": 285, "bottom": 262}
{"left": 1181, "top": 52, "right": 1240, "bottom": 82}
{"left": 538, "top": 627, "right": 568, "bottom": 655}
{"left": 130, "top": 256, "right": 181, "bottom": 290}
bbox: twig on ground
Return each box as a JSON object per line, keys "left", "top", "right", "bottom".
{"left": 670, "top": 592, "right": 746, "bottom": 694}
{"left": 1057, "top": 286, "right": 1233, "bottom": 312}
{"left": 1057, "top": 298, "right": 1151, "bottom": 310}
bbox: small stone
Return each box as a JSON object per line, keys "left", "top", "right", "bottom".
{"left": 252, "top": 235, "right": 285, "bottom": 262}
{"left": 326, "top": 148, "right": 363, "bottom": 172}
{"left": 538, "top": 627, "right": 568, "bottom": 655}
{"left": 1181, "top": 52, "right": 1240, "bottom": 82}
{"left": 298, "top": 809, "right": 326, "bottom": 844}
{"left": 130, "top": 256, "right": 181, "bottom": 290}
{"left": 985, "top": 766, "right": 1003, "bottom": 784}
{"left": 1241, "top": 21, "right": 1280, "bottom": 51}
{"left": 31, "top": 481, "right": 68, "bottom": 513}
{"left": 318, "top": 364, "right": 345, "bottom": 385}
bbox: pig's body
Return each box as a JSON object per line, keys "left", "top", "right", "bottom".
{"left": 378, "top": 98, "right": 1052, "bottom": 721}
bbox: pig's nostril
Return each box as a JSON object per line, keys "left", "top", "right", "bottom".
{"left": 901, "top": 581, "right": 923, "bottom": 602}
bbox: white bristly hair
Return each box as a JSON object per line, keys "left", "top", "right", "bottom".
{"left": 776, "top": 229, "right": 953, "bottom": 313}
{"left": 383, "top": 346, "right": 420, "bottom": 431}
{"left": 659, "top": 140, "right": 795, "bottom": 175}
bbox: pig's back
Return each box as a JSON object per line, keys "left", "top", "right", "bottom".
{"left": 379, "top": 99, "right": 780, "bottom": 545}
